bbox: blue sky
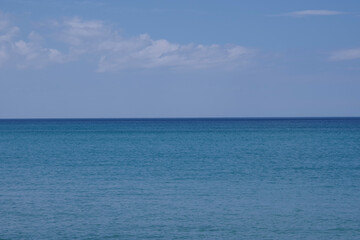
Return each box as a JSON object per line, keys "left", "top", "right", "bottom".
{"left": 0, "top": 0, "right": 360, "bottom": 118}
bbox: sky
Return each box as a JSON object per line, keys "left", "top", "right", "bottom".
{"left": 0, "top": 0, "right": 360, "bottom": 118}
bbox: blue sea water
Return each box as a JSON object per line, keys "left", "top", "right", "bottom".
{"left": 1, "top": 118, "right": 360, "bottom": 239}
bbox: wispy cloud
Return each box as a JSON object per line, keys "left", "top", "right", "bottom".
{"left": 275, "top": 10, "right": 344, "bottom": 17}
{"left": 329, "top": 48, "right": 360, "bottom": 61}
{"left": 0, "top": 12, "right": 65, "bottom": 68}
{"left": 0, "top": 12, "right": 18, "bottom": 66}
{"left": 0, "top": 14, "right": 255, "bottom": 72}
{"left": 13, "top": 32, "right": 66, "bottom": 68}
{"left": 56, "top": 18, "right": 254, "bottom": 72}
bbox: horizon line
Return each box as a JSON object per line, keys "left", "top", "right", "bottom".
{"left": 1, "top": 116, "right": 360, "bottom": 120}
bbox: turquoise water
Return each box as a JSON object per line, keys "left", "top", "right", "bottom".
{"left": 1, "top": 118, "right": 360, "bottom": 239}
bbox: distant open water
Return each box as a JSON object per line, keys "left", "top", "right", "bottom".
{"left": 1, "top": 118, "right": 360, "bottom": 239}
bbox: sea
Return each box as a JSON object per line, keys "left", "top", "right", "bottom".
{"left": 1, "top": 118, "right": 360, "bottom": 239}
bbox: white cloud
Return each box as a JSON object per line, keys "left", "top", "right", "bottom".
{"left": 14, "top": 41, "right": 65, "bottom": 68}
{"left": 57, "top": 18, "right": 254, "bottom": 72}
{"left": 329, "top": 48, "right": 360, "bottom": 61}
{"left": 97, "top": 37, "right": 252, "bottom": 71}
{"left": 277, "top": 10, "right": 344, "bottom": 17}
{"left": 0, "top": 15, "right": 254, "bottom": 71}
{"left": 0, "top": 13, "right": 65, "bottom": 68}
{"left": 13, "top": 31, "right": 66, "bottom": 68}
{"left": 0, "top": 12, "right": 18, "bottom": 66}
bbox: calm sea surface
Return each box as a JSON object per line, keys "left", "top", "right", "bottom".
{"left": 1, "top": 118, "right": 360, "bottom": 239}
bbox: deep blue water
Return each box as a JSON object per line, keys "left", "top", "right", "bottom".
{"left": 1, "top": 118, "right": 360, "bottom": 239}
